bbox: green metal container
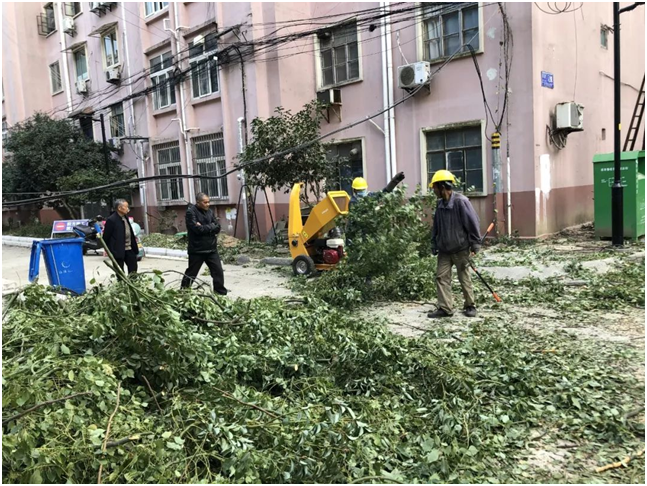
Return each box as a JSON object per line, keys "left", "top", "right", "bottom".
{"left": 592, "top": 151, "right": 645, "bottom": 240}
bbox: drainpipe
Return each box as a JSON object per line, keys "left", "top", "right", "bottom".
{"left": 55, "top": 2, "right": 73, "bottom": 114}
{"left": 237, "top": 117, "right": 250, "bottom": 243}
{"left": 169, "top": 3, "right": 196, "bottom": 204}
{"left": 491, "top": 132, "right": 501, "bottom": 236}
{"left": 506, "top": 154, "right": 511, "bottom": 236}
{"left": 384, "top": 1, "right": 397, "bottom": 179}
{"left": 379, "top": 2, "right": 392, "bottom": 182}
{"left": 122, "top": 11, "right": 149, "bottom": 234}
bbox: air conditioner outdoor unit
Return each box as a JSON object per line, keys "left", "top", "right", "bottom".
{"left": 555, "top": 102, "right": 584, "bottom": 131}
{"left": 109, "top": 138, "right": 121, "bottom": 150}
{"left": 317, "top": 88, "right": 342, "bottom": 106}
{"left": 77, "top": 79, "right": 88, "bottom": 94}
{"left": 397, "top": 61, "right": 431, "bottom": 90}
{"left": 63, "top": 17, "right": 75, "bottom": 34}
{"left": 106, "top": 69, "right": 120, "bottom": 83}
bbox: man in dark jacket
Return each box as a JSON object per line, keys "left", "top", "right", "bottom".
{"left": 180, "top": 193, "right": 227, "bottom": 295}
{"left": 428, "top": 170, "right": 481, "bottom": 319}
{"left": 102, "top": 199, "right": 138, "bottom": 274}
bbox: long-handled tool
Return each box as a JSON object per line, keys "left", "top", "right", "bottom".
{"left": 469, "top": 222, "right": 502, "bottom": 303}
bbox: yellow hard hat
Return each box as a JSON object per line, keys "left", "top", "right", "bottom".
{"left": 352, "top": 177, "right": 368, "bottom": 191}
{"left": 429, "top": 170, "right": 456, "bottom": 188}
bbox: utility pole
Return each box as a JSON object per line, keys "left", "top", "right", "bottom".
{"left": 99, "top": 113, "right": 110, "bottom": 173}
{"left": 612, "top": 1, "right": 644, "bottom": 247}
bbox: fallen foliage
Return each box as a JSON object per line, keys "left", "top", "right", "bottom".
{"left": 2, "top": 277, "right": 643, "bottom": 483}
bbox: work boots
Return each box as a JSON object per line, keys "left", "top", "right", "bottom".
{"left": 463, "top": 306, "right": 477, "bottom": 318}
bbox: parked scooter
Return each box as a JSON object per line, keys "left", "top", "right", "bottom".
{"left": 73, "top": 216, "right": 103, "bottom": 255}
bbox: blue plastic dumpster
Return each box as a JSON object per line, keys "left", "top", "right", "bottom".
{"left": 28, "top": 238, "right": 86, "bottom": 295}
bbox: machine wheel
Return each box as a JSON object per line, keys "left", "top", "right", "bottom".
{"left": 292, "top": 255, "right": 315, "bottom": 276}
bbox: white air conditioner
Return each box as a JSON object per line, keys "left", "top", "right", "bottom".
{"left": 106, "top": 69, "right": 120, "bottom": 83}
{"left": 63, "top": 17, "right": 75, "bottom": 34}
{"left": 397, "top": 61, "right": 431, "bottom": 89}
{"left": 555, "top": 102, "right": 584, "bottom": 131}
{"left": 76, "top": 79, "right": 88, "bottom": 94}
{"left": 109, "top": 137, "right": 121, "bottom": 149}
{"left": 317, "top": 88, "right": 342, "bottom": 106}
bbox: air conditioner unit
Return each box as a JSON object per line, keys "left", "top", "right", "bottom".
{"left": 317, "top": 88, "right": 342, "bottom": 106}
{"left": 63, "top": 17, "right": 75, "bottom": 34}
{"left": 397, "top": 61, "right": 431, "bottom": 90}
{"left": 106, "top": 69, "right": 120, "bottom": 84}
{"left": 555, "top": 102, "right": 584, "bottom": 131}
{"left": 109, "top": 137, "right": 121, "bottom": 150}
{"left": 77, "top": 79, "right": 88, "bottom": 94}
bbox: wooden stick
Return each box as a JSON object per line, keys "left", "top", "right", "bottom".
{"left": 98, "top": 382, "right": 122, "bottom": 485}
{"left": 595, "top": 448, "right": 645, "bottom": 473}
{"left": 142, "top": 375, "right": 163, "bottom": 413}
{"left": 2, "top": 391, "right": 92, "bottom": 425}
{"left": 624, "top": 406, "right": 645, "bottom": 420}
{"left": 105, "top": 435, "right": 143, "bottom": 449}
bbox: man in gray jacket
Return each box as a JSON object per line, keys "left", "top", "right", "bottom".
{"left": 428, "top": 170, "right": 481, "bottom": 318}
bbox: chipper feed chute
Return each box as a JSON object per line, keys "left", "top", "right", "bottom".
{"left": 287, "top": 183, "right": 350, "bottom": 276}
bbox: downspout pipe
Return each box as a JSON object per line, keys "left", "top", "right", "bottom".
{"left": 170, "top": 3, "right": 196, "bottom": 204}
{"left": 122, "top": 8, "right": 149, "bottom": 234}
{"left": 384, "top": 1, "right": 397, "bottom": 179}
{"left": 380, "top": 2, "right": 392, "bottom": 182}
{"left": 237, "top": 117, "right": 250, "bottom": 243}
{"left": 55, "top": 2, "right": 73, "bottom": 114}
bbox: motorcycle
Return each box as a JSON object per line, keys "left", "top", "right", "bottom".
{"left": 73, "top": 217, "right": 103, "bottom": 255}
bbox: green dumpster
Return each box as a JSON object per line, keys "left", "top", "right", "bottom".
{"left": 592, "top": 151, "right": 645, "bottom": 240}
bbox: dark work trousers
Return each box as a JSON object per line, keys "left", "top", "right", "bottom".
{"left": 116, "top": 252, "right": 138, "bottom": 274}
{"left": 181, "top": 251, "right": 227, "bottom": 295}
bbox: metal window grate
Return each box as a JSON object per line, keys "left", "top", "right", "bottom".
{"left": 193, "top": 133, "right": 228, "bottom": 199}
{"left": 155, "top": 142, "right": 184, "bottom": 201}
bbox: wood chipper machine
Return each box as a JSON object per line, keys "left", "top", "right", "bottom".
{"left": 288, "top": 182, "right": 350, "bottom": 276}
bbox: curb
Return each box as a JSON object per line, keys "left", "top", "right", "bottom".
{"left": 2, "top": 235, "right": 187, "bottom": 259}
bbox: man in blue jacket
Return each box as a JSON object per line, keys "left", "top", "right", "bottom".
{"left": 428, "top": 170, "right": 481, "bottom": 319}
{"left": 180, "top": 192, "right": 227, "bottom": 295}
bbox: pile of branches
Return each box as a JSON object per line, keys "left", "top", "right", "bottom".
{"left": 299, "top": 187, "right": 438, "bottom": 308}
{"left": 2, "top": 276, "right": 643, "bottom": 483}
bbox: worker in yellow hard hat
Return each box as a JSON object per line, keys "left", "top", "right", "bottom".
{"left": 349, "top": 172, "right": 405, "bottom": 207}
{"left": 428, "top": 170, "right": 482, "bottom": 319}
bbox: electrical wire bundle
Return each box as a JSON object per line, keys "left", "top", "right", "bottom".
{"left": 533, "top": 3, "right": 584, "bottom": 15}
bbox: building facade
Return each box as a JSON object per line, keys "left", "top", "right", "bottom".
{"left": 2, "top": 2, "right": 645, "bottom": 238}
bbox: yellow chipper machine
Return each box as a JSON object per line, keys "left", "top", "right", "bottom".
{"left": 288, "top": 182, "right": 350, "bottom": 276}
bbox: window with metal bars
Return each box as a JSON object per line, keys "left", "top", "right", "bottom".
{"left": 318, "top": 22, "right": 359, "bottom": 88}
{"left": 425, "top": 125, "right": 484, "bottom": 193}
{"left": 155, "top": 142, "right": 184, "bottom": 201}
{"left": 189, "top": 33, "right": 219, "bottom": 98}
{"left": 193, "top": 133, "right": 228, "bottom": 199}
{"left": 150, "top": 51, "right": 176, "bottom": 110}
{"left": 110, "top": 103, "right": 125, "bottom": 138}
{"left": 325, "top": 140, "right": 363, "bottom": 195}
{"left": 422, "top": 3, "right": 479, "bottom": 62}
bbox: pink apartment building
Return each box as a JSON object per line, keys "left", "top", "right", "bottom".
{"left": 2, "top": 2, "right": 645, "bottom": 238}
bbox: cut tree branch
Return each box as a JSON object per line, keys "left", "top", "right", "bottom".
{"left": 2, "top": 391, "right": 92, "bottom": 425}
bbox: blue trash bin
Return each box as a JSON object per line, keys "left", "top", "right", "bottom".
{"left": 28, "top": 238, "right": 86, "bottom": 295}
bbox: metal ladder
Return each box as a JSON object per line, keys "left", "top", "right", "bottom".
{"left": 623, "top": 74, "right": 645, "bottom": 151}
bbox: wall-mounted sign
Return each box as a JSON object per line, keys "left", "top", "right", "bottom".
{"left": 541, "top": 71, "right": 554, "bottom": 89}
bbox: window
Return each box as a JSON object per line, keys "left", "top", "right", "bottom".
{"left": 145, "top": 2, "right": 168, "bottom": 17}
{"left": 600, "top": 26, "right": 609, "bottom": 49}
{"left": 79, "top": 116, "right": 94, "bottom": 141}
{"left": 65, "top": 3, "right": 82, "bottom": 16}
{"left": 110, "top": 103, "right": 125, "bottom": 138}
{"left": 44, "top": 3, "right": 56, "bottom": 32}
{"left": 2, "top": 119, "right": 9, "bottom": 144}
{"left": 319, "top": 22, "right": 359, "bottom": 88}
{"left": 73, "top": 46, "right": 89, "bottom": 84}
{"left": 193, "top": 133, "right": 228, "bottom": 199}
{"left": 422, "top": 3, "right": 479, "bottom": 61}
{"left": 49, "top": 62, "right": 63, "bottom": 94}
{"left": 37, "top": 3, "right": 57, "bottom": 36}
{"left": 102, "top": 29, "right": 119, "bottom": 68}
{"left": 189, "top": 32, "right": 219, "bottom": 98}
{"left": 155, "top": 142, "right": 184, "bottom": 201}
{"left": 425, "top": 125, "right": 483, "bottom": 193}
{"left": 325, "top": 140, "right": 364, "bottom": 195}
{"left": 150, "top": 51, "right": 176, "bottom": 110}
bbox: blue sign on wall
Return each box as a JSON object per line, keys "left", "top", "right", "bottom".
{"left": 541, "top": 71, "right": 554, "bottom": 89}
{"left": 51, "top": 220, "right": 88, "bottom": 237}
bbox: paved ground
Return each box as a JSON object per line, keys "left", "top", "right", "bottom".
{"left": 1, "top": 246, "right": 292, "bottom": 299}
